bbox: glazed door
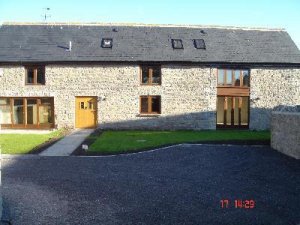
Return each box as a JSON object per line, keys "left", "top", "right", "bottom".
{"left": 75, "top": 97, "right": 97, "bottom": 128}
{"left": 217, "top": 96, "right": 249, "bottom": 128}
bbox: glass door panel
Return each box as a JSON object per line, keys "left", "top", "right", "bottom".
{"left": 27, "top": 99, "right": 38, "bottom": 124}
{"left": 234, "top": 97, "right": 239, "bottom": 125}
{"left": 241, "top": 97, "right": 249, "bottom": 125}
{"left": 217, "top": 97, "right": 224, "bottom": 125}
{"left": 217, "top": 96, "right": 249, "bottom": 128}
{"left": 0, "top": 98, "right": 12, "bottom": 124}
{"left": 226, "top": 97, "right": 232, "bottom": 125}
{"left": 39, "top": 98, "right": 53, "bottom": 125}
{"left": 13, "top": 99, "right": 24, "bottom": 124}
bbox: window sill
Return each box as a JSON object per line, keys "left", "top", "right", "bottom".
{"left": 140, "top": 83, "right": 161, "bottom": 86}
{"left": 136, "top": 114, "right": 161, "bottom": 117}
{"left": 217, "top": 86, "right": 249, "bottom": 88}
{"left": 25, "top": 84, "right": 46, "bottom": 86}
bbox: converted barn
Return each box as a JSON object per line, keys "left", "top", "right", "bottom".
{"left": 0, "top": 23, "right": 299, "bottom": 130}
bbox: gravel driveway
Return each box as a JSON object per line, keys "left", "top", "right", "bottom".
{"left": 2, "top": 144, "right": 300, "bottom": 225}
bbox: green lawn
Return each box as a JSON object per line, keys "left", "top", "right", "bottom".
{"left": 0, "top": 129, "right": 65, "bottom": 154}
{"left": 88, "top": 130, "right": 270, "bottom": 154}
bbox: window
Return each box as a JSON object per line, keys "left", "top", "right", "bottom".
{"left": 0, "top": 97, "right": 54, "bottom": 128}
{"left": 171, "top": 39, "right": 183, "bottom": 49}
{"left": 101, "top": 38, "right": 113, "bottom": 48}
{"left": 217, "top": 69, "right": 250, "bottom": 87}
{"left": 39, "top": 98, "right": 53, "bottom": 125}
{"left": 25, "top": 66, "right": 45, "bottom": 85}
{"left": 13, "top": 99, "right": 24, "bottom": 124}
{"left": 193, "top": 39, "right": 206, "bottom": 49}
{"left": 217, "top": 69, "right": 225, "bottom": 86}
{"left": 234, "top": 70, "right": 240, "bottom": 86}
{"left": 0, "top": 98, "right": 11, "bottom": 124}
{"left": 27, "top": 99, "right": 38, "bottom": 125}
{"left": 226, "top": 70, "right": 232, "bottom": 85}
{"left": 140, "top": 96, "right": 161, "bottom": 114}
{"left": 80, "top": 102, "right": 85, "bottom": 109}
{"left": 88, "top": 101, "right": 93, "bottom": 110}
{"left": 242, "top": 70, "right": 250, "bottom": 87}
{"left": 140, "top": 65, "right": 161, "bottom": 85}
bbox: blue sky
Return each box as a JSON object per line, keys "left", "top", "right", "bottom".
{"left": 0, "top": 0, "right": 299, "bottom": 48}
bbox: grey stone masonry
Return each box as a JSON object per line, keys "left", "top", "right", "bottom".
{"left": 271, "top": 112, "right": 300, "bottom": 159}
{"left": 0, "top": 65, "right": 217, "bottom": 130}
{"left": 250, "top": 68, "right": 300, "bottom": 130}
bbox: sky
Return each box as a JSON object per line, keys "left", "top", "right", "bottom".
{"left": 0, "top": 0, "right": 299, "bottom": 48}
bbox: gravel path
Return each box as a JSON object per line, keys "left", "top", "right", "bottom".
{"left": 2, "top": 145, "right": 300, "bottom": 225}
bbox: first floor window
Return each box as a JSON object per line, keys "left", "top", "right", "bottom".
{"left": 141, "top": 65, "right": 161, "bottom": 85}
{"left": 25, "top": 66, "right": 45, "bottom": 85}
{"left": 217, "top": 69, "right": 250, "bottom": 87}
{"left": 140, "top": 96, "right": 161, "bottom": 114}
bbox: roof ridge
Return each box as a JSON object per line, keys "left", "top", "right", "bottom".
{"left": 1, "top": 21, "right": 286, "bottom": 31}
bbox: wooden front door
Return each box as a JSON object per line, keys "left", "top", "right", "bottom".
{"left": 75, "top": 97, "right": 97, "bottom": 128}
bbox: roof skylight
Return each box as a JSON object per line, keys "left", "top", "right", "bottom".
{"left": 171, "top": 39, "right": 183, "bottom": 49}
{"left": 101, "top": 38, "right": 113, "bottom": 48}
{"left": 193, "top": 39, "right": 206, "bottom": 49}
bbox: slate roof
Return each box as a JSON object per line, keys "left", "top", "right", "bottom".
{"left": 0, "top": 23, "right": 300, "bottom": 64}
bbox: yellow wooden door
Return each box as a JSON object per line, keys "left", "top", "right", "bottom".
{"left": 75, "top": 97, "right": 97, "bottom": 128}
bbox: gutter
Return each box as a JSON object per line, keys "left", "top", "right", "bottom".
{"left": 1, "top": 61, "right": 300, "bottom": 68}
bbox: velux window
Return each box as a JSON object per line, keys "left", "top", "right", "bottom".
{"left": 193, "top": 39, "right": 206, "bottom": 49}
{"left": 140, "top": 65, "right": 161, "bottom": 85}
{"left": 140, "top": 96, "right": 161, "bottom": 114}
{"left": 101, "top": 38, "right": 113, "bottom": 48}
{"left": 171, "top": 39, "right": 183, "bottom": 49}
{"left": 25, "top": 66, "right": 45, "bottom": 85}
{"left": 217, "top": 69, "right": 250, "bottom": 87}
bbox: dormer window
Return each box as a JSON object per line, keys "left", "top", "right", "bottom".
{"left": 101, "top": 38, "right": 113, "bottom": 48}
{"left": 171, "top": 39, "right": 183, "bottom": 49}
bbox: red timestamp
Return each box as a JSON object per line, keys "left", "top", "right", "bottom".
{"left": 220, "top": 199, "right": 255, "bottom": 209}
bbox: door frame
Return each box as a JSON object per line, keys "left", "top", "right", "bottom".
{"left": 75, "top": 96, "right": 98, "bottom": 128}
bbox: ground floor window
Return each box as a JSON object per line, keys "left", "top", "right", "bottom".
{"left": 0, "top": 97, "right": 54, "bottom": 129}
{"left": 217, "top": 96, "right": 249, "bottom": 128}
{"left": 140, "top": 96, "right": 161, "bottom": 114}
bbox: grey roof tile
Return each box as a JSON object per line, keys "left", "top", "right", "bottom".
{"left": 0, "top": 24, "right": 300, "bottom": 64}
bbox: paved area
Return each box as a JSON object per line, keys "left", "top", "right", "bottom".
{"left": 2, "top": 145, "right": 300, "bottom": 225}
{"left": 39, "top": 129, "right": 94, "bottom": 156}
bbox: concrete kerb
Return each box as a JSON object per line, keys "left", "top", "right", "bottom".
{"left": 2, "top": 143, "right": 267, "bottom": 159}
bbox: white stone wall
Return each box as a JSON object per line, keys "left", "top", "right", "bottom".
{"left": 0, "top": 65, "right": 217, "bottom": 130}
{"left": 2, "top": 65, "right": 299, "bottom": 130}
{"left": 250, "top": 68, "right": 300, "bottom": 130}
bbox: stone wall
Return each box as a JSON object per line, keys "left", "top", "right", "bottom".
{"left": 271, "top": 112, "right": 300, "bottom": 159}
{"left": 250, "top": 68, "right": 300, "bottom": 130}
{"left": 1, "top": 65, "right": 299, "bottom": 130}
{"left": 0, "top": 65, "right": 217, "bottom": 130}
